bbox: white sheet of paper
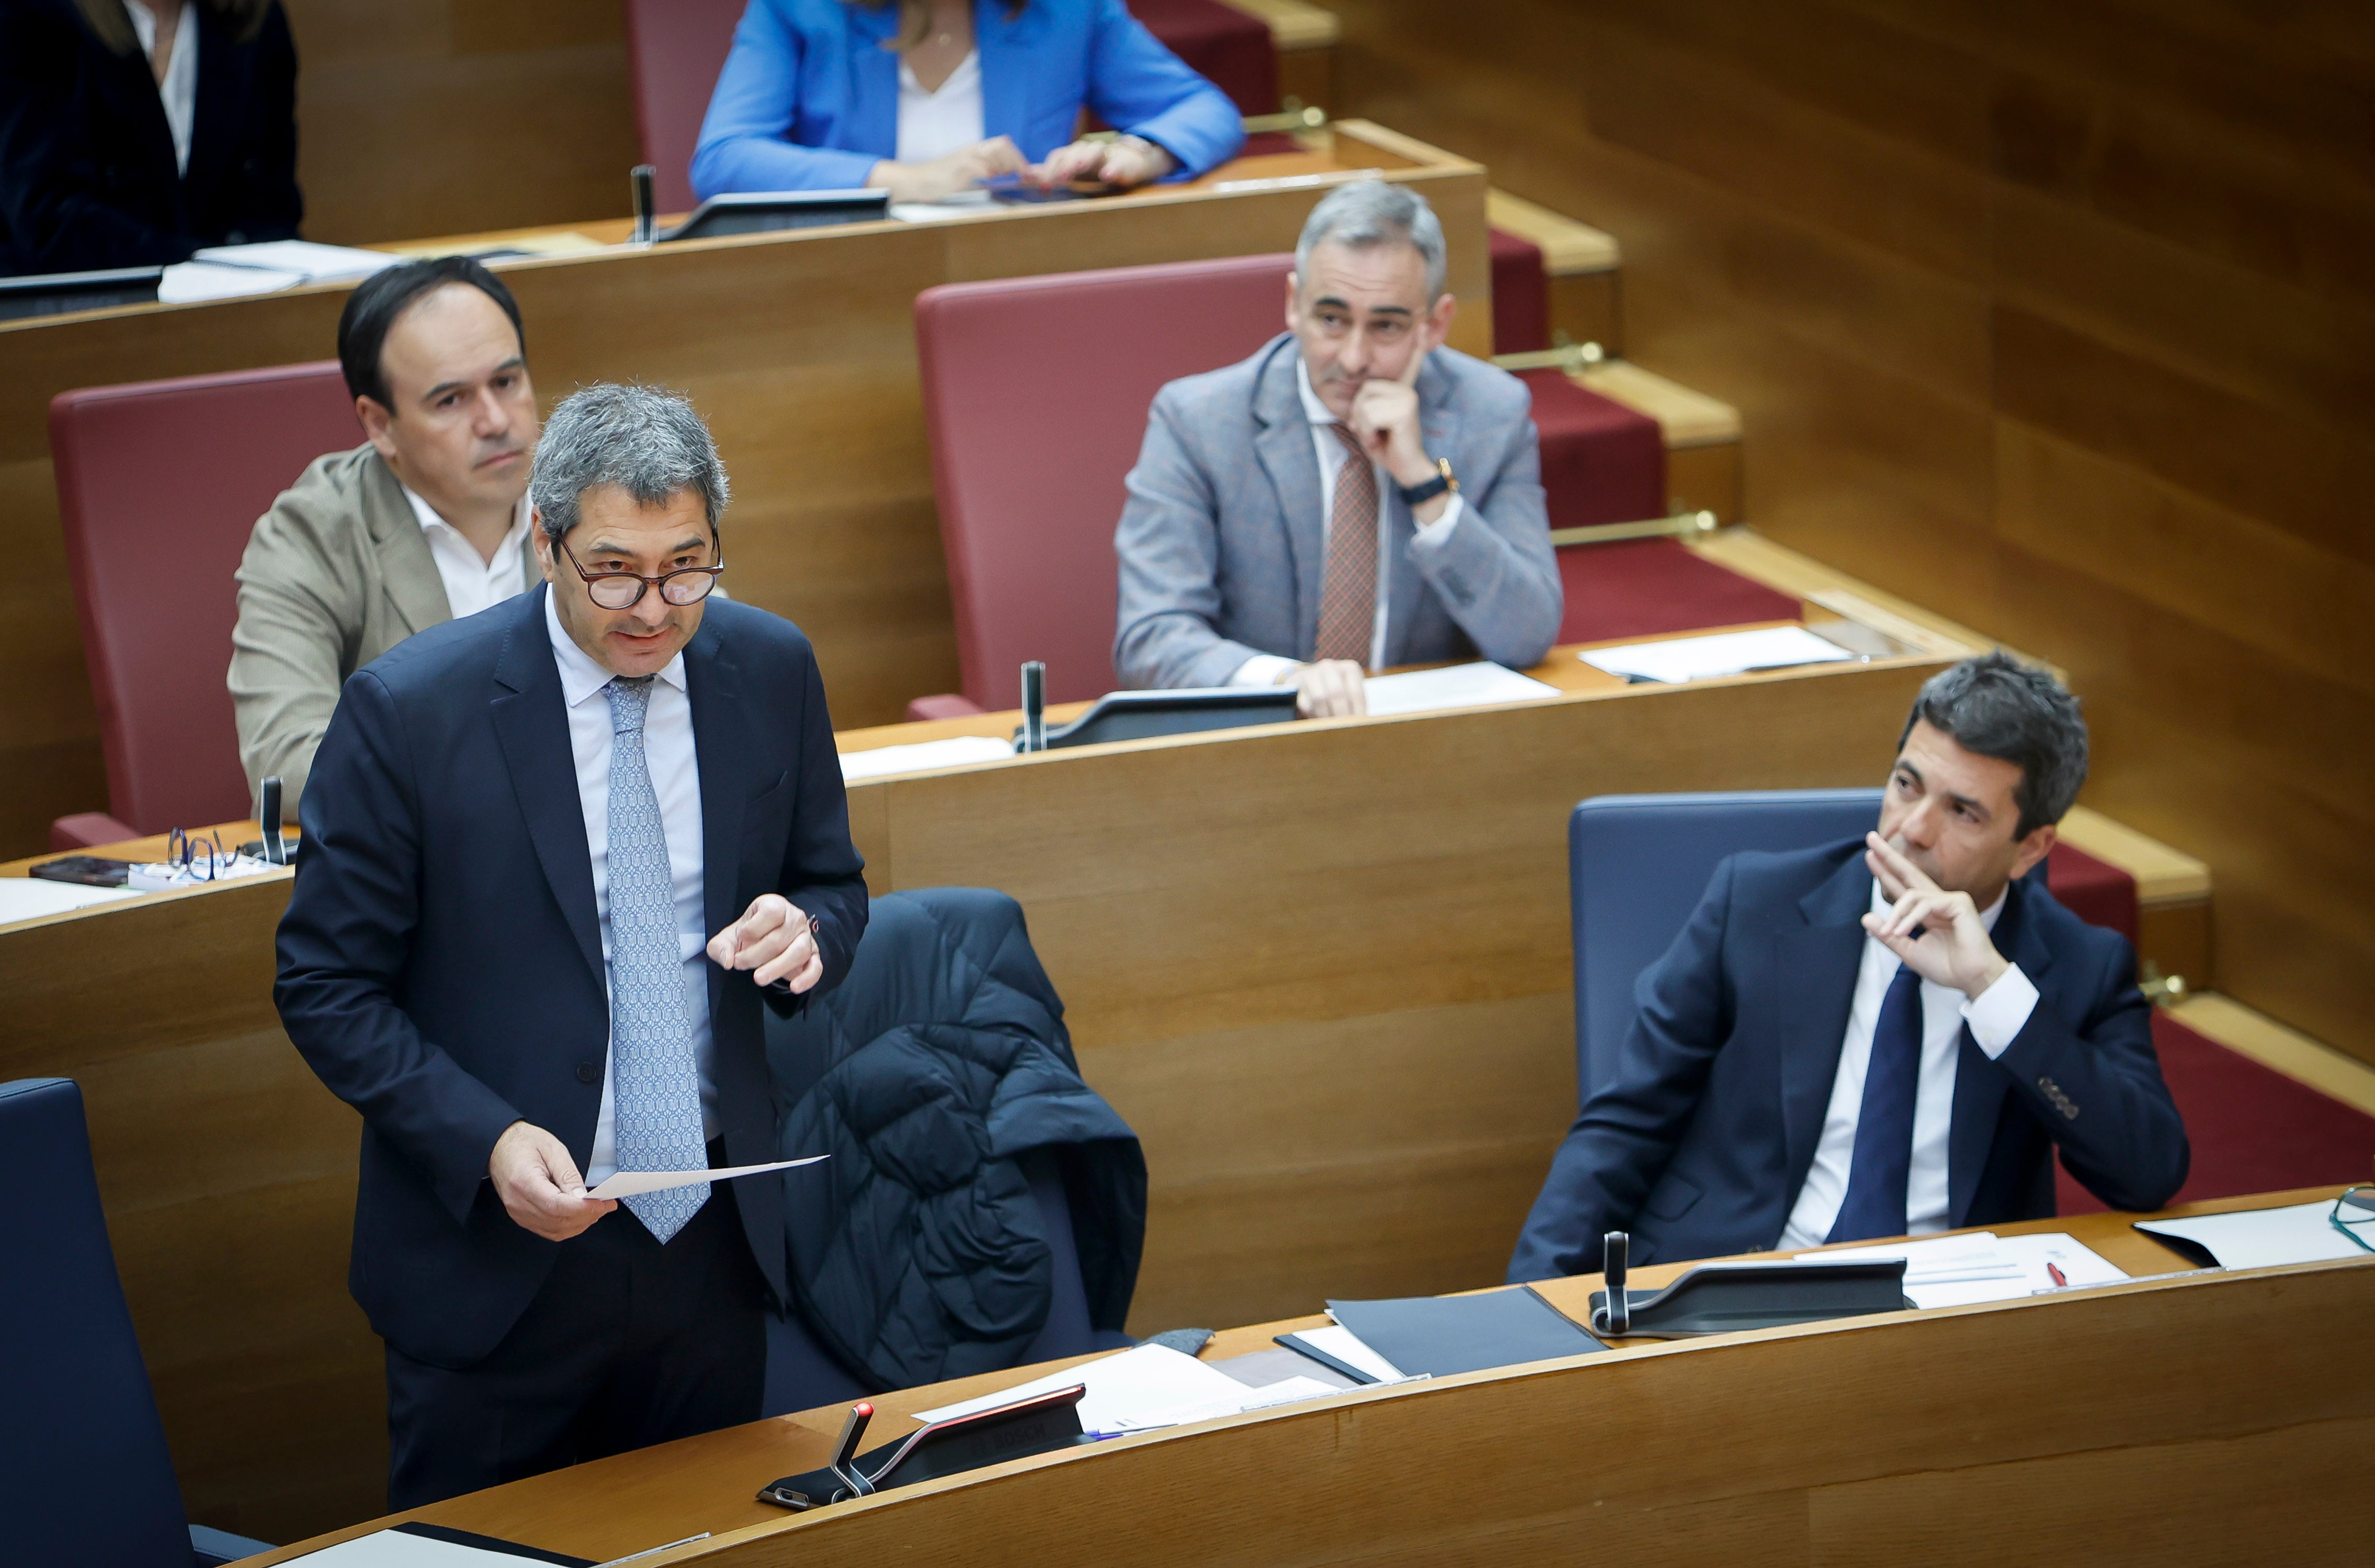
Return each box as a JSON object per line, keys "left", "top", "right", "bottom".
{"left": 1361, "top": 661, "right": 1561, "bottom": 717}
{"left": 1802, "top": 1231, "right": 2130, "bottom": 1308}
{"left": 0, "top": 877, "right": 140, "bottom": 923}
{"left": 282, "top": 1527, "right": 553, "bottom": 1565}
{"left": 1296, "top": 1322, "right": 1410, "bottom": 1383}
{"left": 912, "top": 1343, "right": 1257, "bottom": 1434}
{"left": 581, "top": 1156, "right": 825, "bottom": 1201}
{"left": 838, "top": 735, "right": 1014, "bottom": 781}
{"left": 2135, "top": 1200, "right": 2366, "bottom": 1271}
{"left": 889, "top": 191, "right": 997, "bottom": 224}
{"left": 157, "top": 260, "right": 306, "bottom": 302}
{"left": 1106, "top": 1374, "right": 1342, "bottom": 1431}
{"left": 1581, "top": 624, "right": 1856, "bottom": 684}
{"left": 191, "top": 240, "right": 401, "bottom": 281}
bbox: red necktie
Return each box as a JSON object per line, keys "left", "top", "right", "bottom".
{"left": 1314, "top": 424, "right": 1377, "bottom": 665}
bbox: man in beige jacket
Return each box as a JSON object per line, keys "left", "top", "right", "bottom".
{"left": 230, "top": 256, "right": 540, "bottom": 818}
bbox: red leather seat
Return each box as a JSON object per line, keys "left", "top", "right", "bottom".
{"left": 916, "top": 253, "right": 1293, "bottom": 711}
{"left": 49, "top": 362, "right": 358, "bottom": 847}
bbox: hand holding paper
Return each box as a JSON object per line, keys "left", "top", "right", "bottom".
{"left": 583, "top": 1156, "right": 827, "bottom": 1202}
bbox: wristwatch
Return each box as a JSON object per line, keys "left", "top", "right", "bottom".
{"left": 1397, "top": 458, "right": 1459, "bottom": 508}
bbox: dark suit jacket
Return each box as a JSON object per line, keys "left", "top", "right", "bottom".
{"left": 1507, "top": 839, "right": 2189, "bottom": 1282}
{"left": 276, "top": 587, "right": 870, "bottom": 1369}
{"left": 0, "top": 0, "right": 300, "bottom": 276}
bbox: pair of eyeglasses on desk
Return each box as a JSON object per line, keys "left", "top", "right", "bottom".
{"left": 2331, "top": 1186, "right": 2375, "bottom": 1252}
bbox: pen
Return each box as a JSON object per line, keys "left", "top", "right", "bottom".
{"left": 2046, "top": 1262, "right": 2069, "bottom": 1288}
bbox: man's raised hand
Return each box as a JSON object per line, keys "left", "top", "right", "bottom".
{"left": 1860, "top": 832, "right": 2009, "bottom": 999}
{"left": 708, "top": 894, "right": 823, "bottom": 993}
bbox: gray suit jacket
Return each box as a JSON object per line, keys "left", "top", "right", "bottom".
{"left": 229, "top": 443, "right": 536, "bottom": 816}
{"left": 1113, "top": 334, "right": 1561, "bottom": 689}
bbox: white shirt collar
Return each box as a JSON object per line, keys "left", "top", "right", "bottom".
{"left": 400, "top": 482, "right": 531, "bottom": 549}
{"left": 1295, "top": 357, "right": 1340, "bottom": 429}
{"left": 1868, "top": 877, "right": 2009, "bottom": 933}
{"left": 122, "top": 2, "right": 197, "bottom": 178}
{"left": 542, "top": 582, "right": 688, "bottom": 708}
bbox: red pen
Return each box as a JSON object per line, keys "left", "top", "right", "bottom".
{"left": 2046, "top": 1262, "right": 2069, "bottom": 1288}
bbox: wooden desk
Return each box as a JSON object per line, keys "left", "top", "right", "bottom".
{"left": 0, "top": 574, "right": 1964, "bottom": 1540}
{"left": 0, "top": 122, "right": 1486, "bottom": 854}
{"left": 242, "top": 1189, "right": 2375, "bottom": 1566}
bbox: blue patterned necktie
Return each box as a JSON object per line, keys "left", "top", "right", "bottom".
{"left": 1826, "top": 962, "right": 1926, "bottom": 1244}
{"left": 603, "top": 675, "right": 708, "bottom": 1243}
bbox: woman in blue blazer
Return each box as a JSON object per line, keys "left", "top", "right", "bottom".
{"left": 691, "top": 0, "right": 1245, "bottom": 203}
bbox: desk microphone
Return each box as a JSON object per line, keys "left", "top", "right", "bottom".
{"left": 631, "top": 165, "right": 657, "bottom": 245}
{"left": 258, "top": 777, "right": 288, "bottom": 866}
{"left": 1603, "top": 1231, "right": 1630, "bottom": 1336}
{"left": 1021, "top": 661, "right": 1047, "bottom": 752}
{"left": 828, "top": 1401, "right": 876, "bottom": 1497}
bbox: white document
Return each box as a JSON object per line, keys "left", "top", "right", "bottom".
{"left": 838, "top": 735, "right": 1014, "bottom": 781}
{"left": 1106, "top": 1374, "right": 1342, "bottom": 1432}
{"left": 1799, "top": 1231, "right": 2128, "bottom": 1309}
{"left": 282, "top": 1526, "right": 555, "bottom": 1565}
{"left": 1296, "top": 1322, "right": 1411, "bottom": 1383}
{"left": 191, "top": 240, "right": 401, "bottom": 281}
{"left": 890, "top": 190, "right": 997, "bottom": 223}
{"left": 1361, "top": 662, "right": 1560, "bottom": 717}
{"left": 581, "top": 1155, "right": 825, "bottom": 1201}
{"left": 912, "top": 1343, "right": 1259, "bottom": 1435}
{"left": 1582, "top": 624, "right": 1856, "bottom": 684}
{"left": 156, "top": 259, "right": 307, "bottom": 302}
{"left": 2135, "top": 1200, "right": 2367, "bottom": 1271}
{"left": 0, "top": 877, "right": 140, "bottom": 923}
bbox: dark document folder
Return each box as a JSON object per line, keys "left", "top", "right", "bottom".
{"left": 1325, "top": 1286, "right": 1605, "bottom": 1379}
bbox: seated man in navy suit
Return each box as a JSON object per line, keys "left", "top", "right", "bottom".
{"left": 1507, "top": 652, "right": 2188, "bottom": 1282}
{"left": 276, "top": 384, "right": 868, "bottom": 1507}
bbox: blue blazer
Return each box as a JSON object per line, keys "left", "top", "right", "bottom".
{"left": 275, "top": 587, "right": 870, "bottom": 1369}
{"left": 691, "top": 0, "right": 1245, "bottom": 197}
{"left": 1506, "top": 839, "right": 2189, "bottom": 1283}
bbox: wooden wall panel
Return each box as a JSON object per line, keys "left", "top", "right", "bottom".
{"left": 1325, "top": 0, "right": 2375, "bottom": 1059}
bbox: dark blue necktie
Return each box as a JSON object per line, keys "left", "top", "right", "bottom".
{"left": 1826, "top": 962, "right": 1926, "bottom": 1244}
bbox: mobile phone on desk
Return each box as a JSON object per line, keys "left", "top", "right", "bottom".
{"left": 30, "top": 855, "right": 130, "bottom": 888}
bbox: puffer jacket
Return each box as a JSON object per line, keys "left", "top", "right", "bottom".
{"left": 769, "top": 887, "right": 1146, "bottom": 1389}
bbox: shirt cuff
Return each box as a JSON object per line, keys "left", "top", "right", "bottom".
{"left": 1228, "top": 653, "right": 1300, "bottom": 688}
{"left": 1411, "top": 491, "right": 1463, "bottom": 547}
{"left": 1961, "top": 962, "right": 2040, "bottom": 1059}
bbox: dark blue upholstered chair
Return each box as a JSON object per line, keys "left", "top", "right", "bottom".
{"left": 0, "top": 1077, "right": 276, "bottom": 1566}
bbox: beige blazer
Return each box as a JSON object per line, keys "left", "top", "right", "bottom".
{"left": 229, "top": 444, "right": 537, "bottom": 817}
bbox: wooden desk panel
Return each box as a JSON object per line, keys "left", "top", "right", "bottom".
{"left": 0, "top": 125, "right": 1486, "bottom": 857}
{"left": 241, "top": 1191, "right": 2375, "bottom": 1567}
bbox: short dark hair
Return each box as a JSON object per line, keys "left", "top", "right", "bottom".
{"left": 1898, "top": 652, "right": 2089, "bottom": 840}
{"left": 336, "top": 257, "right": 525, "bottom": 411}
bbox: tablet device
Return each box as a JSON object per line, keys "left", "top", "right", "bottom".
{"left": 660, "top": 189, "right": 891, "bottom": 242}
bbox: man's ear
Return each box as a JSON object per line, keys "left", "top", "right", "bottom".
{"left": 530, "top": 515, "right": 558, "bottom": 583}
{"left": 2009, "top": 821, "right": 2058, "bottom": 882}
{"left": 355, "top": 395, "right": 398, "bottom": 463}
{"left": 1283, "top": 270, "right": 1300, "bottom": 334}
{"left": 1426, "top": 291, "right": 1458, "bottom": 350}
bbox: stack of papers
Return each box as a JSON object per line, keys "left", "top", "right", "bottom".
{"left": 1797, "top": 1231, "right": 2127, "bottom": 1308}
{"left": 1362, "top": 661, "right": 1560, "bottom": 717}
{"left": 838, "top": 734, "right": 1015, "bottom": 780}
{"left": 0, "top": 878, "right": 139, "bottom": 923}
{"left": 1581, "top": 624, "right": 1856, "bottom": 684}
{"left": 911, "top": 1344, "right": 1340, "bottom": 1437}
{"left": 2135, "top": 1200, "right": 2369, "bottom": 1270}
{"left": 157, "top": 241, "right": 399, "bottom": 304}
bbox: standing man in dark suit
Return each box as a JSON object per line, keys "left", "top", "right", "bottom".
{"left": 276, "top": 384, "right": 869, "bottom": 1508}
{"left": 1507, "top": 653, "right": 2188, "bottom": 1282}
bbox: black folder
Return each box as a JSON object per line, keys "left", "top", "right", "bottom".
{"left": 1323, "top": 1286, "right": 1606, "bottom": 1379}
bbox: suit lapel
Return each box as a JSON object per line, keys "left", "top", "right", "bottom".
{"left": 974, "top": 2, "right": 1034, "bottom": 147}
{"left": 1249, "top": 339, "right": 1327, "bottom": 652}
{"left": 489, "top": 588, "right": 601, "bottom": 985}
{"left": 361, "top": 453, "right": 455, "bottom": 634}
{"left": 1777, "top": 851, "right": 1875, "bottom": 1190}
{"left": 1946, "top": 873, "right": 2056, "bottom": 1224}
{"left": 685, "top": 617, "right": 745, "bottom": 1021}
{"left": 181, "top": 11, "right": 232, "bottom": 199}
{"left": 843, "top": 3, "right": 902, "bottom": 155}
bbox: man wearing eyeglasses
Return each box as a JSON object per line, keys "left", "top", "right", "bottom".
{"left": 274, "top": 383, "right": 869, "bottom": 1508}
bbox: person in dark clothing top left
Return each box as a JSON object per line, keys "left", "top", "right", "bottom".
{"left": 0, "top": 0, "right": 301, "bottom": 276}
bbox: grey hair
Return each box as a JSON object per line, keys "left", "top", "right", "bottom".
{"left": 529, "top": 383, "right": 730, "bottom": 542}
{"left": 1898, "top": 651, "right": 2089, "bottom": 839}
{"left": 1294, "top": 178, "right": 1448, "bottom": 301}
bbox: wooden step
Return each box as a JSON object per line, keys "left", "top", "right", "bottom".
{"left": 1487, "top": 189, "right": 1623, "bottom": 352}
{"left": 2056, "top": 806, "right": 2215, "bottom": 991}
{"left": 1215, "top": 0, "right": 1340, "bottom": 112}
{"left": 1571, "top": 359, "right": 1743, "bottom": 523}
{"left": 2170, "top": 994, "right": 2375, "bottom": 1122}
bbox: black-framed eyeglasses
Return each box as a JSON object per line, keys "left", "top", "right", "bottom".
{"left": 556, "top": 533, "right": 725, "bottom": 610}
{"left": 2332, "top": 1186, "right": 2375, "bottom": 1254}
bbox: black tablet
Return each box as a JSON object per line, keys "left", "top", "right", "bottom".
{"left": 660, "top": 189, "right": 890, "bottom": 242}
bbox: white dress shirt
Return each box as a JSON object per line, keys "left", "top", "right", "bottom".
{"left": 122, "top": 1, "right": 197, "bottom": 177}
{"left": 1229, "top": 359, "right": 1466, "bottom": 686}
{"left": 543, "top": 588, "right": 717, "bottom": 1186}
{"left": 1777, "top": 885, "right": 2042, "bottom": 1249}
{"left": 402, "top": 485, "right": 531, "bottom": 619}
{"left": 896, "top": 50, "right": 985, "bottom": 164}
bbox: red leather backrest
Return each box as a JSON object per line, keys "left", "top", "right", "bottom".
{"left": 916, "top": 253, "right": 1291, "bottom": 708}
{"left": 624, "top": 0, "right": 749, "bottom": 214}
{"left": 49, "top": 362, "right": 358, "bottom": 832}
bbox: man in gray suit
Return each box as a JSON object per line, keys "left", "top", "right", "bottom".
{"left": 1114, "top": 179, "right": 1561, "bottom": 717}
{"left": 230, "top": 257, "right": 541, "bottom": 817}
